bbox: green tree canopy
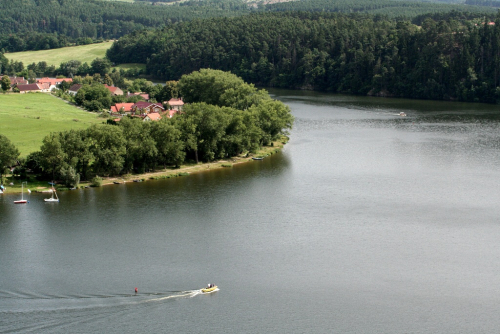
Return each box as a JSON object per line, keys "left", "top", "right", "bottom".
{"left": 0, "top": 134, "right": 20, "bottom": 183}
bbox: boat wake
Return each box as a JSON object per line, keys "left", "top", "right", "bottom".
{"left": 0, "top": 289, "right": 218, "bottom": 333}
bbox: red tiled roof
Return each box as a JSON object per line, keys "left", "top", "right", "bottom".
{"left": 133, "top": 101, "right": 165, "bottom": 110}
{"left": 145, "top": 112, "right": 162, "bottom": 121}
{"left": 166, "top": 98, "right": 184, "bottom": 106}
{"left": 111, "top": 103, "right": 135, "bottom": 113}
{"left": 9, "top": 77, "right": 28, "bottom": 85}
{"left": 127, "top": 92, "right": 149, "bottom": 100}
{"left": 37, "top": 77, "right": 73, "bottom": 85}
{"left": 167, "top": 109, "right": 179, "bottom": 118}
{"left": 17, "top": 83, "right": 41, "bottom": 92}
{"left": 104, "top": 85, "right": 123, "bottom": 95}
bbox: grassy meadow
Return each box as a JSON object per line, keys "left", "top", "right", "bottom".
{"left": 4, "top": 41, "right": 114, "bottom": 66}
{"left": 0, "top": 93, "right": 104, "bottom": 156}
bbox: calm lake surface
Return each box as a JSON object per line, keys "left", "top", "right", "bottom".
{"left": 2, "top": 91, "right": 500, "bottom": 333}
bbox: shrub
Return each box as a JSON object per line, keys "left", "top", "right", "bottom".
{"left": 91, "top": 176, "right": 102, "bottom": 187}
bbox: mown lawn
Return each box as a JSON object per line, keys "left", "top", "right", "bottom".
{"left": 4, "top": 41, "right": 114, "bottom": 67}
{"left": 0, "top": 93, "right": 104, "bottom": 156}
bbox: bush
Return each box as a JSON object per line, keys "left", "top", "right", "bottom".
{"left": 91, "top": 176, "right": 102, "bottom": 187}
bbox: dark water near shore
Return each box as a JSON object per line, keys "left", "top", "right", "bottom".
{"left": 2, "top": 91, "right": 500, "bottom": 333}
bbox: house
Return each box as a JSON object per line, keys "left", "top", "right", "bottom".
{"left": 132, "top": 101, "right": 165, "bottom": 114}
{"left": 37, "top": 77, "right": 73, "bottom": 91}
{"left": 68, "top": 84, "right": 82, "bottom": 96}
{"left": 104, "top": 84, "right": 124, "bottom": 96}
{"left": 165, "top": 98, "right": 184, "bottom": 111}
{"left": 143, "top": 112, "right": 162, "bottom": 122}
{"left": 165, "top": 109, "right": 180, "bottom": 118}
{"left": 9, "top": 76, "right": 28, "bottom": 88}
{"left": 16, "top": 83, "right": 50, "bottom": 93}
{"left": 110, "top": 103, "right": 135, "bottom": 114}
{"left": 127, "top": 92, "right": 149, "bottom": 101}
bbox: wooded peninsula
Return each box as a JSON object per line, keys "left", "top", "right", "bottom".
{"left": 0, "top": 69, "right": 293, "bottom": 190}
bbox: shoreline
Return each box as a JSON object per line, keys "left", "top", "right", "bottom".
{"left": 1, "top": 139, "right": 287, "bottom": 195}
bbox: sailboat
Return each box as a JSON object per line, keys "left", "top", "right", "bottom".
{"left": 14, "top": 182, "right": 29, "bottom": 204}
{"left": 44, "top": 187, "right": 59, "bottom": 202}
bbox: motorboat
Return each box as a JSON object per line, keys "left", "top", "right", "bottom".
{"left": 399, "top": 112, "right": 407, "bottom": 117}
{"left": 201, "top": 285, "right": 218, "bottom": 293}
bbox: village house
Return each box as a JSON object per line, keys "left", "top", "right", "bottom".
{"left": 9, "top": 76, "right": 28, "bottom": 88}
{"left": 104, "top": 84, "right": 124, "bottom": 96}
{"left": 165, "top": 98, "right": 184, "bottom": 111}
{"left": 165, "top": 109, "right": 180, "bottom": 118}
{"left": 37, "top": 77, "right": 73, "bottom": 91}
{"left": 16, "top": 83, "right": 51, "bottom": 93}
{"left": 143, "top": 112, "right": 162, "bottom": 122}
{"left": 110, "top": 102, "right": 135, "bottom": 115}
{"left": 68, "top": 84, "right": 82, "bottom": 96}
{"left": 127, "top": 92, "right": 149, "bottom": 101}
{"left": 131, "top": 101, "right": 165, "bottom": 114}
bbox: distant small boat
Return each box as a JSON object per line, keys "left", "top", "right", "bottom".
{"left": 252, "top": 157, "right": 264, "bottom": 160}
{"left": 44, "top": 187, "right": 59, "bottom": 202}
{"left": 201, "top": 284, "right": 218, "bottom": 293}
{"left": 133, "top": 179, "right": 142, "bottom": 182}
{"left": 14, "top": 182, "right": 28, "bottom": 204}
{"left": 399, "top": 112, "right": 407, "bottom": 117}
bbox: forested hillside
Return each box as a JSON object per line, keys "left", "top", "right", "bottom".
{"left": 107, "top": 11, "right": 500, "bottom": 103}
{"left": 265, "top": 0, "right": 496, "bottom": 18}
{"left": 0, "top": 0, "right": 495, "bottom": 52}
{"left": 0, "top": 0, "right": 250, "bottom": 52}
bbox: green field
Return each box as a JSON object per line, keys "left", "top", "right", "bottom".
{"left": 0, "top": 93, "right": 104, "bottom": 156}
{"left": 4, "top": 41, "right": 114, "bottom": 67}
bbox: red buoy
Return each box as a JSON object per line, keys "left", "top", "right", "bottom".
{"left": 135, "top": 287, "right": 138, "bottom": 293}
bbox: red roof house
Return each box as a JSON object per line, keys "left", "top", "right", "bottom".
{"left": 111, "top": 103, "right": 135, "bottom": 114}
{"left": 9, "top": 76, "right": 28, "bottom": 87}
{"left": 127, "top": 92, "right": 149, "bottom": 100}
{"left": 104, "top": 85, "right": 124, "bottom": 96}
{"left": 17, "top": 83, "right": 51, "bottom": 93}
{"left": 143, "top": 112, "right": 162, "bottom": 121}
{"left": 132, "top": 101, "right": 165, "bottom": 114}
{"left": 165, "top": 98, "right": 184, "bottom": 111}
{"left": 68, "top": 84, "right": 82, "bottom": 95}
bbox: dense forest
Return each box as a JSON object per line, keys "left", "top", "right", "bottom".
{"left": 0, "top": 0, "right": 250, "bottom": 52}
{"left": 106, "top": 11, "right": 500, "bottom": 103}
{"left": 0, "top": 0, "right": 496, "bottom": 52}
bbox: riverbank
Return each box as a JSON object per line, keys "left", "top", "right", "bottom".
{"left": 0, "top": 138, "right": 287, "bottom": 195}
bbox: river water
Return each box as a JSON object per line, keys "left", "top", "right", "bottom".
{"left": 1, "top": 91, "right": 500, "bottom": 333}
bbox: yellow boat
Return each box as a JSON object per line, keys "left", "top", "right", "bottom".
{"left": 201, "top": 285, "right": 218, "bottom": 293}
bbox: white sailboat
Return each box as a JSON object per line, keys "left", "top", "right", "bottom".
{"left": 44, "top": 187, "right": 59, "bottom": 202}
{"left": 14, "top": 182, "right": 28, "bottom": 204}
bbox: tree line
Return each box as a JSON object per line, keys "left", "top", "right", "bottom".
{"left": 107, "top": 11, "right": 500, "bottom": 103}
{"left": 0, "top": 0, "right": 495, "bottom": 53}
{"left": 7, "top": 70, "right": 293, "bottom": 186}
